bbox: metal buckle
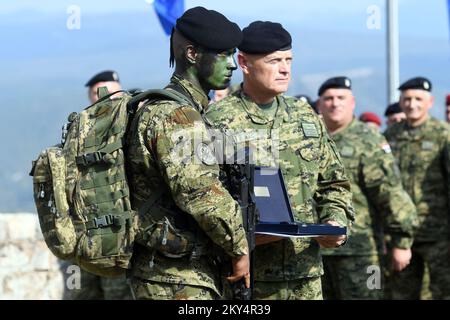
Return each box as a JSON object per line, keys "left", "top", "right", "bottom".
{"left": 84, "top": 153, "right": 98, "bottom": 165}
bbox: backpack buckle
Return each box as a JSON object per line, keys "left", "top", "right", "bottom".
{"left": 76, "top": 152, "right": 105, "bottom": 166}
{"left": 93, "top": 215, "right": 114, "bottom": 228}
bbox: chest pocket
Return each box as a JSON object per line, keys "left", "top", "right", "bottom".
{"left": 295, "top": 121, "right": 321, "bottom": 162}
{"left": 418, "top": 140, "right": 441, "bottom": 165}
{"left": 338, "top": 146, "right": 360, "bottom": 181}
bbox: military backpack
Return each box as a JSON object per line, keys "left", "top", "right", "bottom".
{"left": 30, "top": 87, "right": 193, "bottom": 277}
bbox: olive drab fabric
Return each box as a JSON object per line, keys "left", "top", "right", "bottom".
{"left": 30, "top": 88, "right": 191, "bottom": 277}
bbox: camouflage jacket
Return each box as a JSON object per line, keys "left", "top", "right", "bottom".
{"left": 126, "top": 75, "right": 248, "bottom": 295}
{"left": 384, "top": 117, "right": 450, "bottom": 242}
{"left": 322, "top": 119, "right": 418, "bottom": 257}
{"left": 205, "top": 89, "right": 355, "bottom": 281}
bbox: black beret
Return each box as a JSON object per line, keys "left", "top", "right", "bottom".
{"left": 398, "top": 77, "right": 432, "bottom": 92}
{"left": 85, "top": 70, "right": 120, "bottom": 87}
{"left": 385, "top": 102, "right": 402, "bottom": 116}
{"left": 238, "top": 21, "right": 292, "bottom": 54}
{"left": 318, "top": 76, "right": 352, "bottom": 96}
{"left": 175, "top": 6, "right": 242, "bottom": 51}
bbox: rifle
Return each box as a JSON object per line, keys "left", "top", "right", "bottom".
{"left": 222, "top": 147, "right": 258, "bottom": 300}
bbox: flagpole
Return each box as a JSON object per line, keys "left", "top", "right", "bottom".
{"left": 387, "top": 0, "right": 400, "bottom": 103}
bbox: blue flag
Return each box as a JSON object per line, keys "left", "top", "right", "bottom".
{"left": 153, "top": 0, "right": 184, "bottom": 36}
{"left": 448, "top": 0, "right": 450, "bottom": 37}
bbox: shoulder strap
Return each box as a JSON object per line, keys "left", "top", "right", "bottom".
{"left": 128, "top": 89, "right": 194, "bottom": 111}
{"left": 125, "top": 89, "right": 196, "bottom": 147}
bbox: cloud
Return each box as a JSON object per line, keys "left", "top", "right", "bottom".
{"left": 11, "top": 172, "right": 25, "bottom": 183}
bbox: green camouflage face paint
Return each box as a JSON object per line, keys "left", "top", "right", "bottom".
{"left": 198, "top": 49, "right": 237, "bottom": 90}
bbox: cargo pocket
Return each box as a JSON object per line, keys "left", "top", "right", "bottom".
{"left": 142, "top": 216, "right": 195, "bottom": 258}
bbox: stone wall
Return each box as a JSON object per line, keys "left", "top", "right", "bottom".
{"left": 0, "top": 213, "right": 64, "bottom": 300}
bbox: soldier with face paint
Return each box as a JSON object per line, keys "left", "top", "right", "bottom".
{"left": 384, "top": 77, "right": 450, "bottom": 299}
{"left": 206, "top": 21, "right": 355, "bottom": 300}
{"left": 125, "top": 7, "right": 249, "bottom": 300}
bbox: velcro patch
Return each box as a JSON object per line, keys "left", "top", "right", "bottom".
{"left": 421, "top": 141, "right": 434, "bottom": 150}
{"left": 301, "top": 123, "right": 319, "bottom": 138}
{"left": 172, "top": 107, "right": 202, "bottom": 124}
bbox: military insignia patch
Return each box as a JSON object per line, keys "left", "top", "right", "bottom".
{"left": 340, "top": 146, "right": 354, "bottom": 157}
{"left": 196, "top": 143, "right": 217, "bottom": 165}
{"left": 301, "top": 123, "right": 319, "bottom": 138}
{"left": 421, "top": 141, "right": 434, "bottom": 150}
{"left": 381, "top": 143, "right": 392, "bottom": 153}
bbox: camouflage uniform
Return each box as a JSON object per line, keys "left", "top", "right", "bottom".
{"left": 130, "top": 281, "right": 215, "bottom": 300}
{"left": 126, "top": 75, "right": 248, "bottom": 300}
{"left": 205, "top": 89, "right": 355, "bottom": 300}
{"left": 321, "top": 119, "right": 417, "bottom": 300}
{"left": 65, "top": 268, "right": 132, "bottom": 300}
{"left": 384, "top": 117, "right": 450, "bottom": 299}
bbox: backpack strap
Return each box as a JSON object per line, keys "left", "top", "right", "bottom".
{"left": 97, "top": 86, "right": 110, "bottom": 100}
{"left": 137, "top": 188, "right": 166, "bottom": 217}
{"left": 125, "top": 89, "right": 196, "bottom": 148}
{"left": 84, "top": 90, "right": 127, "bottom": 110}
{"left": 127, "top": 88, "right": 194, "bottom": 112}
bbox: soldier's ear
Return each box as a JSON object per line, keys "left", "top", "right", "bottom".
{"left": 238, "top": 52, "right": 249, "bottom": 74}
{"left": 428, "top": 95, "right": 434, "bottom": 109}
{"left": 350, "top": 95, "right": 356, "bottom": 112}
{"left": 185, "top": 45, "right": 197, "bottom": 64}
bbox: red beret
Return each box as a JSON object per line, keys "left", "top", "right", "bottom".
{"left": 446, "top": 94, "right": 450, "bottom": 106}
{"left": 359, "top": 112, "right": 382, "bottom": 127}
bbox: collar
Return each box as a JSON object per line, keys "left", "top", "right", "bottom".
{"left": 169, "top": 74, "right": 210, "bottom": 113}
{"left": 405, "top": 116, "right": 430, "bottom": 132}
{"left": 238, "top": 89, "right": 284, "bottom": 125}
{"left": 331, "top": 117, "right": 357, "bottom": 141}
{"left": 395, "top": 116, "right": 431, "bottom": 140}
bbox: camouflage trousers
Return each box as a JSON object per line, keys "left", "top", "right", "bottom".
{"left": 60, "top": 261, "right": 133, "bottom": 300}
{"left": 253, "top": 277, "right": 323, "bottom": 300}
{"left": 130, "top": 278, "right": 219, "bottom": 300}
{"left": 387, "top": 240, "right": 450, "bottom": 300}
{"left": 322, "top": 254, "right": 383, "bottom": 300}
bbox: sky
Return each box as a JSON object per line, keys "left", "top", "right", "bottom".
{"left": 1, "top": 0, "right": 448, "bottom": 91}
{"left": 0, "top": 0, "right": 449, "bottom": 212}
{"left": 0, "top": 0, "right": 448, "bottom": 37}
